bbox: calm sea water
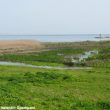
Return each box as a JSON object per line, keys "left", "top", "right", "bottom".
{"left": 0, "top": 34, "right": 109, "bottom": 42}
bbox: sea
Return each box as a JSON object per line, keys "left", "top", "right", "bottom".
{"left": 0, "top": 34, "right": 110, "bottom": 42}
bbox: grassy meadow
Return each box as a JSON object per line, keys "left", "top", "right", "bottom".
{"left": 0, "top": 41, "right": 110, "bottom": 110}
{"left": 0, "top": 66, "right": 110, "bottom": 110}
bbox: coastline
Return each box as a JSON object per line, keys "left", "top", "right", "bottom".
{"left": 0, "top": 34, "right": 110, "bottom": 42}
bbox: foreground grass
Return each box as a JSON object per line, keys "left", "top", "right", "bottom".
{"left": 0, "top": 66, "right": 110, "bottom": 110}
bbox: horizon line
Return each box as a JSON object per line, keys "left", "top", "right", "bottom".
{"left": 0, "top": 34, "right": 109, "bottom": 36}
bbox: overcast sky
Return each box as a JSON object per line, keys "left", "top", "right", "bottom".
{"left": 0, "top": 0, "right": 110, "bottom": 35}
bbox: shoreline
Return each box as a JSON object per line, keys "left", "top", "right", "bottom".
{"left": 0, "top": 39, "right": 109, "bottom": 43}
{"left": 0, "top": 34, "right": 110, "bottom": 42}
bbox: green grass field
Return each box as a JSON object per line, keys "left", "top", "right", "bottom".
{"left": 0, "top": 66, "right": 110, "bottom": 110}
{"left": 0, "top": 41, "right": 110, "bottom": 110}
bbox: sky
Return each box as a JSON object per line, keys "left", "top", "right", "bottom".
{"left": 0, "top": 0, "right": 110, "bottom": 35}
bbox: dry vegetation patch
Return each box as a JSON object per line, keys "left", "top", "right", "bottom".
{"left": 0, "top": 40, "right": 43, "bottom": 54}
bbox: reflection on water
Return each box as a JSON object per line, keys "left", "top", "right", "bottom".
{"left": 0, "top": 61, "right": 91, "bottom": 70}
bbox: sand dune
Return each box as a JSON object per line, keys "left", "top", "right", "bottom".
{"left": 0, "top": 40, "right": 43, "bottom": 53}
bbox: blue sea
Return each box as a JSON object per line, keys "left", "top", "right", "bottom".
{"left": 0, "top": 34, "right": 109, "bottom": 42}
